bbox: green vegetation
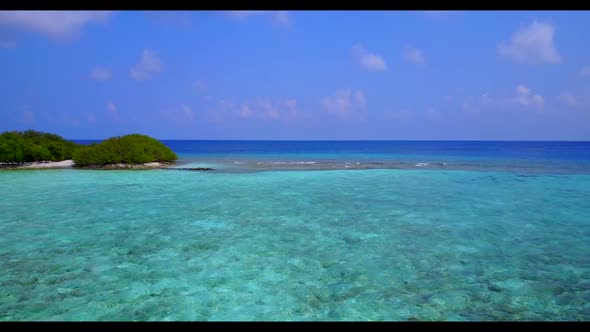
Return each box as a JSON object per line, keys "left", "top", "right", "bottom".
{"left": 72, "top": 134, "right": 177, "bottom": 166}
{"left": 0, "top": 130, "right": 78, "bottom": 163}
{"left": 0, "top": 130, "right": 177, "bottom": 167}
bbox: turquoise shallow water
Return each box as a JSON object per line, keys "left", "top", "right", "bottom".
{"left": 1, "top": 167, "right": 590, "bottom": 320}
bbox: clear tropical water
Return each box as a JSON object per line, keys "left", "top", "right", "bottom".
{"left": 1, "top": 141, "right": 590, "bottom": 321}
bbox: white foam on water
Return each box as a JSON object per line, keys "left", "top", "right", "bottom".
{"left": 269, "top": 161, "right": 317, "bottom": 165}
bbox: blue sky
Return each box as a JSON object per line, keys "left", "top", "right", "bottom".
{"left": 1, "top": 10, "right": 589, "bottom": 140}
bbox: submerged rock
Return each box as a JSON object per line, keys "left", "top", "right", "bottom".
{"left": 487, "top": 284, "right": 502, "bottom": 292}
{"left": 163, "top": 167, "right": 214, "bottom": 171}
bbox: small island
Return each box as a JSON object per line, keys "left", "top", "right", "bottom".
{"left": 0, "top": 130, "right": 180, "bottom": 170}
{"left": 72, "top": 134, "right": 178, "bottom": 169}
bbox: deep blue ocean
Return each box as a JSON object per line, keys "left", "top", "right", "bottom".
{"left": 159, "top": 140, "right": 590, "bottom": 161}
{"left": 75, "top": 140, "right": 590, "bottom": 174}
{"left": 1, "top": 141, "right": 590, "bottom": 320}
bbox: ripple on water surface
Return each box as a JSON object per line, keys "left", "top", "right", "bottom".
{"left": 0, "top": 168, "right": 589, "bottom": 320}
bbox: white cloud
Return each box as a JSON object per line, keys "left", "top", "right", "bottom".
{"left": 218, "top": 100, "right": 234, "bottom": 112}
{"left": 498, "top": 21, "right": 562, "bottom": 64}
{"left": 217, "top": 98, "right": 298, "bottom": 121}
{"left": 481, "top": 92, "right": 493, "bottom": 105}
{"left": 90, "top": 67, "right": 112, "bottom": 81}
{"left": 258, "top": 99, "right": 280, "bottom": 119}
{"left": 321, "top": 89, "right": 367, "bottom": 116}
{"left": 106, "top": 102, "right": 119, "bottom": 120}
{"left": 514, "top": 85, "right": 544, "bottom": 106}
{"left": 182, "top": 105, "right": 194, "bottom": 121}
{"left": 354, "top": 91, "right": 367, "bottom": 112}
{"left": 224, "top": 11, "right": 290, "bottom": 27}
{"left": 251, "top": 99, "right": 299, "bottom": 120}
{"left": 581, "top": 66, "right": 590, "bottom": 77}
{"left": 353, "top": 44, "right": 388, "bottom": 72}
{"left": 254, "top": 99, "right": 299, "bottom": 120}
{"left": 559, "top": 92, "right": 579, "bottom": 107}
{"left": 405, "top": 46, "right": 425, "bottom": 65}
{"left": 130, "top": 49, "right": 163, "bottom": 81}
{"left": 463, "top": 93, "right": 495, "bottom": 112}
{"left": 239, "top": 103, "right": 253, "bottom": 118}
{"left": 0, "top": 11, "right": 112, "bottom": 41}
{"left": 273, "top": 11, "right": 290, "bottom": 26}
{"left": 160, "top": 105, "right": 196, "bottom": 124}
{"left": 194, "top": 80, "right": 207, "bottom": 93}
{"left": 224, "top": 11, "right": 265, "bottom": 20}
{"left": 284, "top": 99, "right": 298, "bottom": 117}
{"left": 106, "top": 102, "right": 117, "bottom": 114}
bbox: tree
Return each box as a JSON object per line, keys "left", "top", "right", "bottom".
{"left": 72, "top": 134, "right": 177, "bottom": 166}
{"left": 0, "top": 130, "right": 78, "bottom": 163}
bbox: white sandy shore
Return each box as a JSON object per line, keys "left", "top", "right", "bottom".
{"left": 1, "top": 160, "right": 172, "bottom": 170}
{"left": 11, "top": 160, "right": 75, "bottom": 169}
{"left": 92, "top": 162, "right": 169, "bottom": 169}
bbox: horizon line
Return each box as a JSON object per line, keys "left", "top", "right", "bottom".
{"left": 68, "top": 138, "right": 590, "bottom": 142}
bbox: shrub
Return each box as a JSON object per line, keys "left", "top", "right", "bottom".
{"left": 72, "top": 134, "right": 177, "bottom": 166}
{"left": 0, "top": 130, "right": 77, "bottom": 163}
{"left": 0, "top": 130, "right": 177, "bottom": 166}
